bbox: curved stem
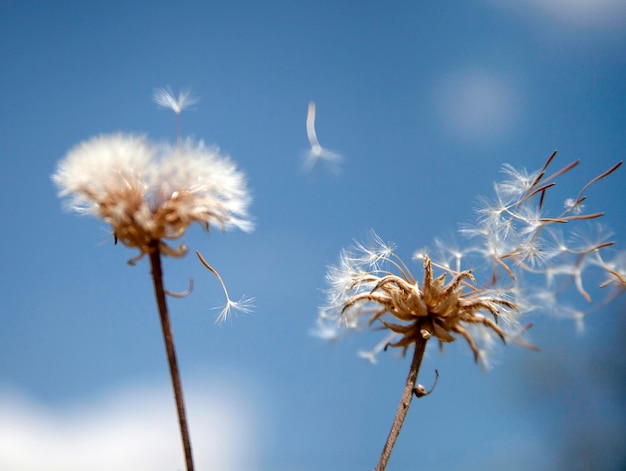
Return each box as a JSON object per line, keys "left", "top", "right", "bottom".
{"left": 149, "top": 244, "right": 195, "bottom": 471}
{"left": 375, "top": 335, "right": 428, "bottom": 471}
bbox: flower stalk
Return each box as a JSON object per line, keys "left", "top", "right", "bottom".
{"left": 148, "top": 242, "right": 194, "bottom": 471}
{"left": 53, "top": 89, "right": 254, "bottom": 470}
{"left": 375, "top": 336, "right": 428, "bottom": 471}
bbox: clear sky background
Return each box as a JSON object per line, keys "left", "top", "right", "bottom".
{"left": 1, "top": 1, "right": 626, "bottom": 470}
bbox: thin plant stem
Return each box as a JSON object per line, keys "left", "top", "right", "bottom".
{"left": 148, "top": 243, "right": 195, "bottom": 471}
{"left": 375, "top": 335, "right": 428, "bottom": 471}
{"left": 176, "top": 113, "right": 182, "bottom": 146}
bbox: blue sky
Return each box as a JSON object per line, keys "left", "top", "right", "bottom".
{"left": 1, "top": 1, "right": 625, "bottom": 470}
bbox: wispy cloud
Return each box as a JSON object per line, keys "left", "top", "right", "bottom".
{"left": 0, "top": 380, "right": 258, "bottom": 471}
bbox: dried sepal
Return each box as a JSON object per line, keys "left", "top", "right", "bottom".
{"left": 413, "top": 370, "right": 439, "bottom": 398}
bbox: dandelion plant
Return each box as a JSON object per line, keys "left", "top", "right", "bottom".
{"left": 314, "top": 152, "right": 624, "bottom": 470}
{"left": 52, "top": 89, "right": 252, "bottom": 471}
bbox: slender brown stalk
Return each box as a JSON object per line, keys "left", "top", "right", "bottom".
{"left": 148, "top": 243, "right": 195, "bottom": 471}
{"left": 375, "top": 335, "right": 428, "bottom": 471}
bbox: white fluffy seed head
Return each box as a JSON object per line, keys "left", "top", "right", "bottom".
{"left": 53, "top": 133, "right": 253, "bottom": 255}
{"left": 53, "top": 133, "right": 152, "bottom": 217}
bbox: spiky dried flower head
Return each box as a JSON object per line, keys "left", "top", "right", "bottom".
{"left": 317, "top": 153, "right": 623, "bottom": 364}
{"left": 53, "top": 133, "right": 252, "bottom": 261}
{"left": 321, "top": 233, "right": 520, "bottom": 364}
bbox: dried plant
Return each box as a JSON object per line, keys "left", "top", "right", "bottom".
{"left": 314, "top": 152, "right": 623, "bottom": 470}
{"left": 52, "top": 89, "right": 252, "bottom": 471}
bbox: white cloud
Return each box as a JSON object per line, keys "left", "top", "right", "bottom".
{"left": 0, "top": 380, "right": 258, "bottom": 471}
{"left": 433, "top": 69, "right": 521, "bottom": 144}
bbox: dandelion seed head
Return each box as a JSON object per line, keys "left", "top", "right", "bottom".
{"left": 357, "top": 350, "right": 378, "bottom": 364}
{"left": 495, "top": 164, "right": 539, "bottom": 202}
{"left": 412, "top": 249, "right": 427, "bottom": 262}
{"left": 53, "top": 133, "right": 253, "bottom": 258}
{"left": 302, "top": 101, "right": 344, "bottom": 174}
{"left": 595, "top": 250, "right": 626, "bottom": 298}
{"left": 150, "top": 139, "right": 253, "bottom": 236}
{"left": 214, "top": 296, "right": 255, "bottom": 325}
{"left": 569, "top": 224, "right": 613, "bottom": 254}
{"left": 53, "top": 133, "right": 151, "bottom": 215}
{"left": 153, "top": 87, "right": 199, "bottom": 115}
{"left": 564, "top": 197, "right": 584, "bottom": 214}
{"left": 352, "top": 230, "right": 396, "bottom": 269}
